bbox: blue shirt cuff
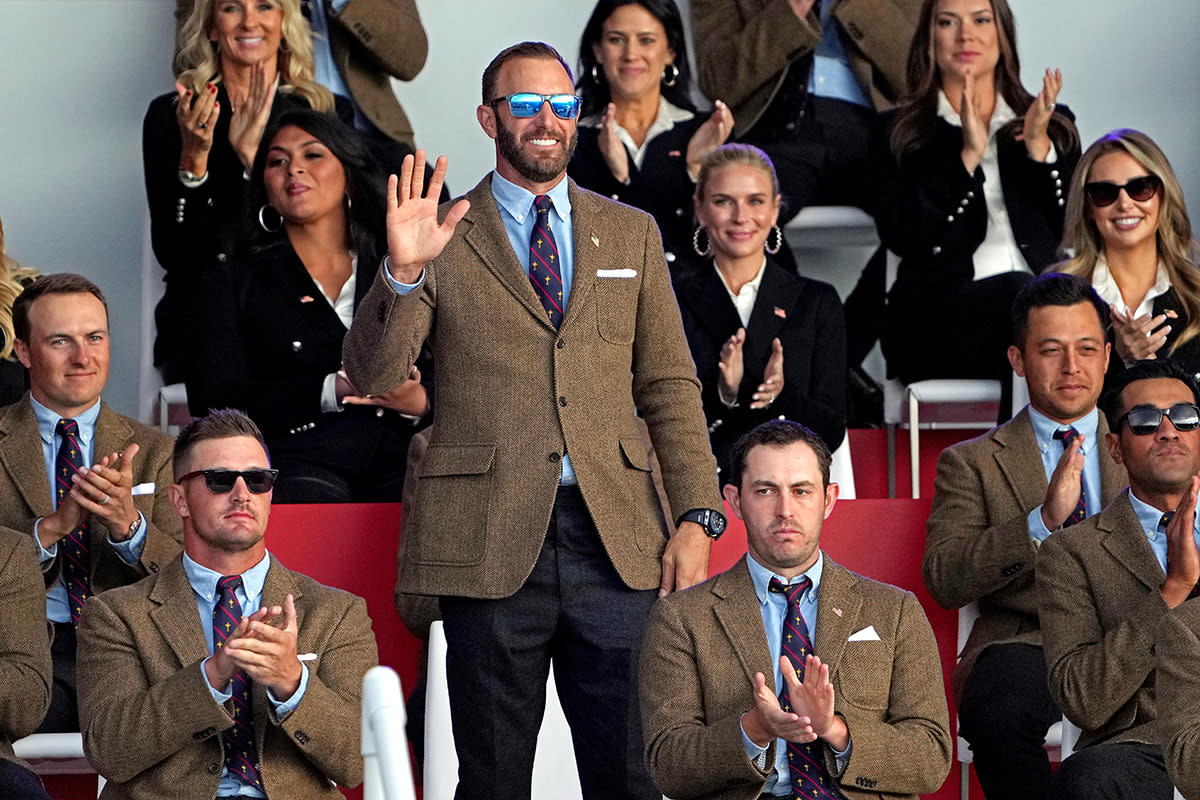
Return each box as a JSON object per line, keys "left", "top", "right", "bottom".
{"left": 34, "top": 519, "right": 56, "bottom": 563}
{"left": 330, "top": 0, "right": 352, "bottom": 12}
{"left": 107, "top": 514, "right": 146, "bottom": 565}
{"left": 203, "top": 658, "right": 234, "bottom": 704}
{"left": 382, "top": 257, "right": 425, "bottom": 295}
{"left": 1028, "top": 506, "right": 1054, "bottom": 542}
{"left": 740, "top": 715, "right": 770, "bottom": 768}
{"left": 268, "top": 663, "right": 310, "bottom": 719}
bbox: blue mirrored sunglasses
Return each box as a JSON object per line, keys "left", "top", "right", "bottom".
{"left": 491, "top": 92, "right": 581, "bottom": 119}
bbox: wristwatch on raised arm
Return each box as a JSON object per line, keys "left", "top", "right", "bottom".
{"left": 677, "top": 508, "right": 727, "bottom": 540}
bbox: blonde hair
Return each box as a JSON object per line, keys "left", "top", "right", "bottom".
{"left": 694, "top": 143, "right": 780, "bottom": 202}
{"left": 1060, "top": 128, "right": 1200, "bottom": 353}
{"left": 0, "top": 219, "right": 40, "bottom": 359}
{"left": 175, "top": 0, "right": 334, "bottom": 113}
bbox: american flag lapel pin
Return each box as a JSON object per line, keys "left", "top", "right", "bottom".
{"left": 591, "top": 233, "right": 600, "bottom": 247}
{"left": 833, "top": 606, "right": 843, "bottom": 617}
{"left": 773, "top": 306, "right": 787, "bottom": 319}
{"left": 299, "top": 295, "right": 315, "bottom": 304}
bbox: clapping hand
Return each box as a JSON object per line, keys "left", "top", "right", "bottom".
{"left": 686, "top": 100, "right": 734, "bottom": 180}
{"left": 1162, "top": 476, "right": 1200, "bottom": 608}
{"left": 1111, "top": 305, "right": 1174, "bottom": 364}
{"left": 750, "top": 338, "right": 784, "bottom": 410}
{"left": 959, "top": 68, "right": 988, "bottom": 174}
{"left": 384, "top": 151, "right": 469, "bottom": 284}
{"left": 718, "top": 328, "right": 747, "bottom": 405}
{"left": 598, "top": 102, "right": 630, "bottom": 185}
{"left": 1017, "top": 68, "right": 1062, "bottom": 162}
{"left": 341, "top": 365, "right": 429, "bottom": 417}
{"left": 1040, "top": 431, "right": 1085, "bottom": 530}
{"left": 228, "top": 61, "right": 274, "bottom": 171}
{"left": 175, "top": 81, "right": 220, "bottom": 176}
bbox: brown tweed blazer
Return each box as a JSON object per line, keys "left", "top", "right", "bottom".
{"left": 1037, "top": 490, "right": 1168, "bottom": 750}
{"left": 923, "top": 408, "right": 1126, "bottom": 699}
{"left": 691, "top": 0, "right": 919, "bottom": 137}
{"left": 0, "top": 527, "right": 51, "bottom": 767}
{"left": 0, "top": 396, "right": 183, "bottom": 595}
{"left": 77, "top": 553, "right": 378, "bottom": 800}
{"left": 1157, "top": 597, "right": 1200, "bottom": 798}
{"left": 343, "top": 176, "right": 722, "bottom": 599}
{"left": 640, "top": 553, "right": 951, "bottom": 800}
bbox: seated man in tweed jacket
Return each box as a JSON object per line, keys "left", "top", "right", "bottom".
{"left": 640, "top": 420, "right": 951, "bottom": 800}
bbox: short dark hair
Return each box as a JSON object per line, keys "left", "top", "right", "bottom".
{"left": 1011, "top": 272, "right": 1109, "bottom": 350}
{"left": 726, "top": 419, "right": 831, "bottom": 490}
{"left": 481, "top": 41, "right": 574, "bottom": 105}
{"left": 13, "top": 273, "right": 108, "bottom": 342}
{"left": 173, "top": 409, "right": 270, "bottom": 480}
{"left": 1101, "top": 358, "right": 1200, "bottom": 431}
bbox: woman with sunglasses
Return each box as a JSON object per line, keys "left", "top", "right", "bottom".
{"left": 871, "top": 0, "right": 1079, "bottom": 386}
{"left": 188, "top": 110, "right": 429, "bottom": 503}
{"left": 569, "top": 0, "right": 733, "bottom": 267}
{"left": 674, "top": 144, "right": 846, "bottom": 477}
{"left": 1061, "top": 129, "right": 1200, "bottom": 381}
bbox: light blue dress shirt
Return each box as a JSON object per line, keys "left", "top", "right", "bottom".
{"left": 806, "top": 2, "right": 871, "bottom": 108}
{"left": 1126, "top": 492, "right": 1200, "bottom": 574}
{"left": 30, "top": 396, "right": 146, "bottom": 622}
{"left": 1025, "top": 406, "right": 1103, "bottom": 542}
{"left": 184, "top": 552, "right": 309, "bottom": 799}
{"left": 384, "top": 171, "right": 580, "bottom": 483}
{"left": 740, "top": 553, "right": 848, "bottom": 794}
{"left": 305, "top": 0, "right": 373, "bottom": 132}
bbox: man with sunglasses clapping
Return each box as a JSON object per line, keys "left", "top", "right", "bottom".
{"left": 344, "top": 41, "right": 721, "bottom": 800}
{"left": 1037, "top": 358, "right": 1200, "bottom": 798}
{"left": 75, "top": 409, "right": 378, "bottom": 800}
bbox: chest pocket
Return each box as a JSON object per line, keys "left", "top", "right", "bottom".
{"left": 595, "top": 276, "right": 640, "bottom": 344}
{"left": 834, "top": 638, "right": 895, "bottom": 711}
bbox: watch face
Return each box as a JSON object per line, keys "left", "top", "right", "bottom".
{"left": 709, "top": 512, "right": 727, "bottom": 535}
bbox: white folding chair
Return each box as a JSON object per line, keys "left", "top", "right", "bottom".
{"left": 12, "top": 732, "right": 105, "bottom": 796}
{"left": 423, "top": 621, "right": 582, "bottom": 800}
{"left": 361, "top": 666, "right": 418, "bottom": 800}
{"left": 157, "top": 382, "right": 190, "bottom": 434}
{"left": 829, "top": 436, "right": 856, "bottom": 499}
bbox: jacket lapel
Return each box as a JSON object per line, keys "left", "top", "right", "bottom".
{"left": 992, "top": 409, "right": 1048, "bottom": 513}
{"left": 561, "top": 181, "right": 598, "bottom": 334}
{"left": 813, "top": 554, "right": 862, "bottom": 672}
{"left": 1100, "top": 491, "right": 1167, "bottom": 591}
{"left": 1096, "top": 414, "right": 1126, "bottom": 505}
{"left": 712, "top": 557, "right": 775, "bottom": 690}
{"left": 743, "top": 261, "right": 798, "bottom": 369}
{"left": 0, "top": 396, "right": 56, "bottom": 517}
{"left": 93, "top": 403, "right": 133, "bottom": 465}
{"left": 149, "top": 557, "right": 211, "bottom": 669}
{"left": 461, "top": 176, "right": 555, "bottom": 329}
{"left": 679, "top": 265, "right": 743, "bottom": 343}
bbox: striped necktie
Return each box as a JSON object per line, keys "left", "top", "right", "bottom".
{"left": 1052, "top": 427, "right": 1087, "bottom": 526}
{"left": 214, "top": 575, "right": 263, "bottom": 789}
{"left": 529, "top": 194, "right": 564, "bottom": 327}
{"left": 55, "top": 419, "right": 90, "bottom": 623}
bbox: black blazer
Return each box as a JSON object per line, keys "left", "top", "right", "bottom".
{"left": 187, "top": 240, "right": 426, "bottom": 443}
{"left": 142, "top": 85, "right": 352, "bottom": 381}
{"left": 674, "top": 256, "right": 847, "bottom": 475}
{"left": 871, "top": 108, "right": 1079, "bottom": 299}
{"left": 568, "top": 114, "right": 705, "bottom": 267}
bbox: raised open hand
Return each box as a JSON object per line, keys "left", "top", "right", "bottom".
{"left": 959, "top": 69, "right": 987, "bottom": 174}
{"left": 1111, "top": 305, "right": 1172, "bottom": 364}
{"left": 228, "top": 61, "right": 274, "bottom": 171}
{"left": 175, "top": 81, "right": 220, "bottom": 176}
{"left": 751, "top": 337, "right": 784, "bottom": 410}
{"left": 598, "top": 102, "right": 630, "bottom": 184}
{"left": 1017, "top": 68, "right": 1062, "bottom": 162}
{"left": 718, "top": 327, "right": 747, "bottom": 405}
{"left": 384, "top": 151, "right": 469, "bottom": 283}
{"left": 686, "top": 100, "right": 734, "bottom": 180}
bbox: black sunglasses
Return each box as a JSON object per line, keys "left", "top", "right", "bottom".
{"left": 178, "top": 468, "right": 279, "bottom": 494}
{"left": 1083, "top": 175, "right": 1162, "bottom": 207}
{"left": 1116, "top": 402, "right": 1200, "bottom": 436}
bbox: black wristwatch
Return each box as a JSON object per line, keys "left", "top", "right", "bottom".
{"left": 678, "top": 508, "right": 727, "bottom": 540}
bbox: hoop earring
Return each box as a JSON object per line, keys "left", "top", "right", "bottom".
{"left": 258, "top": 204, "right": 282, "bottom": 233}
{"left": 345, "top": 194, "right": 352, "bottom": 211}
{"left": 591, "top": 64, "right": 603, "bottom": 84}
{"left": 662, "top": 63, "right": 679, "bottom": 88}
{"left": 692, "top": 226, "right": 712, "bottom": 258}
{"left": 765, "top": 225, "right": 783, "bottom": 255}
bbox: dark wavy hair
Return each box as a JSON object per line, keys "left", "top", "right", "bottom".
{"left": 249, "top": 109, "right": 387, "bottom": 261}
{"left": 888, "top": 0, "right": 1077, "bottom": 162}
{"left": 576, "top": 0, "right": 697, "bottom": 118}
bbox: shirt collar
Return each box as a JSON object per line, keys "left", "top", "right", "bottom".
{"left": 1126, "top": 490, "right": 1198, "bottom": 543}
{"left": 580, "top": 95, "right": 694, "bottom": 131}
{"left": 183, "top": 551, "right": 272, "bottom": 604}
{"left": 491, "top": 170, "right": 572, "bottom": 226}
{"left": 31, "top": 394, "right": 101, "bottom": 448}
{"left": 936, "top": 89, "right": 1016, "bottom": 136}
{"left": 747, "top": 550, "right": 823, "bottom": 607}
{"left": 1028, "top": 405, "right": 1100, "bottom": 455}
{"left": 715, "top": 256, "right": 768, "bottom": 300}
{"left": 1090, "top": 253, "right": 1171, "bottom": 317}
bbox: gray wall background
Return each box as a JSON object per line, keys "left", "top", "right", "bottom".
{"left": 0, "top": 0, "right": 1196, "bottom": 419}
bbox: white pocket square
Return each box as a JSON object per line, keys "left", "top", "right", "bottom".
{"left": 596, "top": 268, "right": 637, "bottom": 278}
{"left": 131, "top": 482, "right": 155, "bottom": 496}
{"left": 848, "top": 625, "right": 880, "bottom": 642}
{"left": 298, "top": 653, "right": 319, "bottom": 662}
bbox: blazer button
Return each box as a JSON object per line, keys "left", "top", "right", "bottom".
{"left": 932, "top": 246, "right": 942, "bottom": 255}
{"left": 216, "top": 253, "right": 228, "bottom": 263}
{"left": 292, "top": 341, "right": 303, "bottom": 352}
{"left": 1050, "top": 170, "right": 1060, "bottom": 178}
{"left": 558, "top": 396, "right": 567, "bottom": 407}
{"left": 207, "top": 763, "right": 221, "bottom": 774}
{"left": 946, "top": 215, "right": 954, "bottom": 222}
{"left": 295, "top": 730, "right": 310, "bottom": 744}
{"left": 547, "top": 452, "right": 561, "bottom": 462}
{"left": 556, "top": 339, "right": 565, "bottom": 349}
{"left": 149, "top": 562, "right": 159, "bottom": 572}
